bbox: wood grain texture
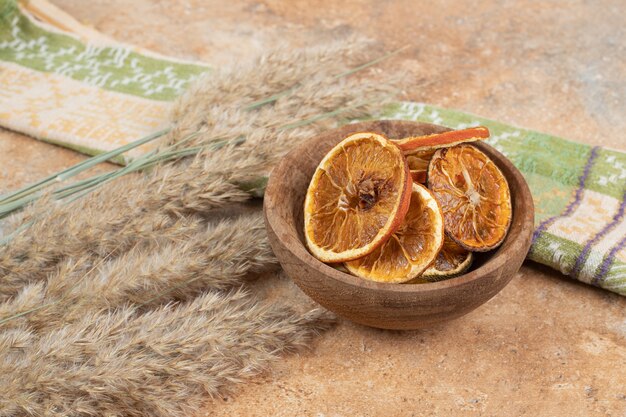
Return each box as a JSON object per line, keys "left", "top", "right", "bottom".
{"left": 264, "top": 120, "right": 534, "bottom": 330}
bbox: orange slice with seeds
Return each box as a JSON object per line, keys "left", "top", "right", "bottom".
{"left": 344, "top": 183, "right": 444, "bottom": 283}
{"left": 304, "top": 132, "right": 412, "bottom": 263}
{"left": 393, "top": 126, "right": 490, "bottom": 153}
{"left": 427, "top": 144, "right": 512, "bottom": 252}
{"left": 423, "top": 237, "right": 473, "bottom": 281}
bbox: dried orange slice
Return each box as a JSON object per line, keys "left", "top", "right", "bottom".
{"left": 344, "top": 183, "right": 444, "bottom": 283}
{"left": 304, "top": 132, "right": 412, "bottom": 263}
{"left": 404, "top": 276, "right": 430, "bottom": 284}
{"left": 428, "top": 144, "right": 512, "bottom": 252}
{"left": 406, "top": 149, "right": 435, "bottom": 184}
{"left": 423, "top": 237, "right": 473, "bottom": 281}
{"left": 406, "top": 149, "right": 436, "bottom": 171}
{"left": 330, "top": 263, "right": 350, "bottom": 274}
{"left": 393, "top": 126, "right": 490, "bottom": 153}
{"left": 410, "top": 170, "right": 427, "bottom": 184}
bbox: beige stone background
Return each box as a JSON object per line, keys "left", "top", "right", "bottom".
{"left": 1, "top": 0, "right": 625, "bottom": 416}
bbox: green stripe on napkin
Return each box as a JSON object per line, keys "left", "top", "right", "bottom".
{"left": 0, "top": 0, "right": 207, "bottom": 101}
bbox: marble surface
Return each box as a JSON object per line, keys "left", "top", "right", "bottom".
{"left": 1, "top": 1, "right": 624, "bottom": 415}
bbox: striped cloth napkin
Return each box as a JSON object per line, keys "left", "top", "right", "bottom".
{"left": 0, "top": 0, "right": 207, "bottom": 162}
{"left": 1, "top": 0, "right": 624, "bottom": 295}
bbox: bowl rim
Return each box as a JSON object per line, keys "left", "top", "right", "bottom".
{"left": 264, "top": 120, "right": 534, "bottom": 295}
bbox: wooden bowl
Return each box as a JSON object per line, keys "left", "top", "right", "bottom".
{"left": 263, "top": 120, "right": 534, "bottom": 330}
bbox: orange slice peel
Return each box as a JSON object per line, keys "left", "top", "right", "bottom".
{"left": 393, "top": 126, "right": 490, "bottom": 153}
{"left": 410, "top": 170, "right": 427, "bottom": 184}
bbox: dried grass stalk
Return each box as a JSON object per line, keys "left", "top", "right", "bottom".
{"left": 0, "top": 290, "right": 334, "bottom": 417}
{"left": 169, "top": 35, "right": 375, "bottom": 140}
{"left": 0, "top": 214, "right": 276, "bottom": 331}
{"left": 0, "top": 207, "right": 207, "bottom": 302}
{"left": 173, "top": 70, "right": 396, "bottom": 149}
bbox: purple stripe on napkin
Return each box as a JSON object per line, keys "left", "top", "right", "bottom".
{"left": 593, "top": 233, "right": 626, "bottom": 286}
{"left": 572, "top": 190, "right": 626, "bottom": 278}
{"left": 532, "top": 146, "right": 600, "bottom": 243}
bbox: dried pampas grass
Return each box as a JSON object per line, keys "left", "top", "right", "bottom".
{"left": 0, "top": 37, "right": 404, "bottom": 416}
{"left": 0, "top": 290, "right": 334, "bottom": 417}
{"left": 0, "top": 214, "right": 277, "bottom": 332}
{"left": 0, "top": 210, "right": 206, "bottom": 303}
{"left": 169, "top": 35, "right": 376, "bottom": 140}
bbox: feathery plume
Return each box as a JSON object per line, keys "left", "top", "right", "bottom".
{"left": 0, "top": 208, "right": 206, "bottom": 302}
{"left": 168, "top": 36, "right": 375, "bottom": 140}
{"left": 0, "top": 290, "right": 334, "bottom": 417}
{"left": 0, "top": 214, "right": 277, "bottom": 331}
